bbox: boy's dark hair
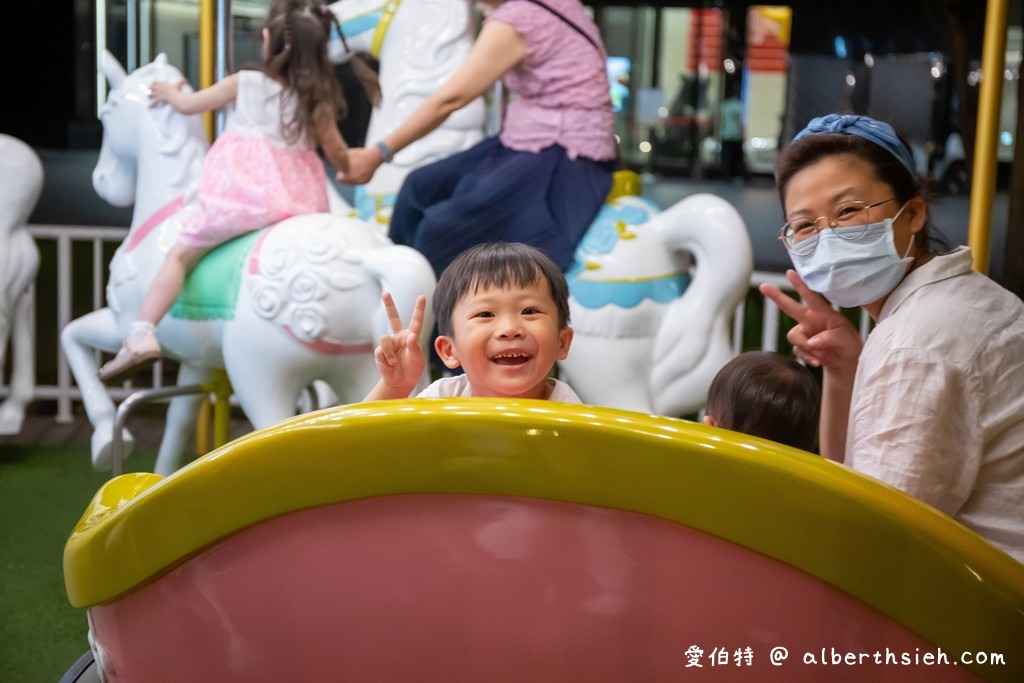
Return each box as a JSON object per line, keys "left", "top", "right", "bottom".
{"left": 433, "top": 242, "right": 571, "bottom": 337}
{"left": 706, "top": 351, "right": 820, "bottom": 453}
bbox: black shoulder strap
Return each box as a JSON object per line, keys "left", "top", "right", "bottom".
{"left": 510, "top": 0, "right": 605, "bottom": 56}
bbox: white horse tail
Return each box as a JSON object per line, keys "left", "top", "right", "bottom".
{"left": 363, "top": 245, "right": 438, "bottom": 341}
{"left": 649, "top": 194, "right": 753, "bottom": 416}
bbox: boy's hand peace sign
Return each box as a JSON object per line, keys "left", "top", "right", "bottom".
{"left": 373, "top": 292, "right": 427, "bottom": 396}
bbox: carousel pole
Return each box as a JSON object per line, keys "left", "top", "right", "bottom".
{"left": 199, "top": 0, "right": 216, "bottom": 140}
{"left": 215, "top": 0, "right": 233, "bottom": 136}
{"left": 95, "top": 0, "right": 109, "bottom": 119}
{"left": 967, "top": 0, "right": 1008, "bottom": 275}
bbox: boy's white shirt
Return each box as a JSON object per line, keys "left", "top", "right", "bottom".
{"left": 416, "top": 375, "right": 582, "bottom": 403}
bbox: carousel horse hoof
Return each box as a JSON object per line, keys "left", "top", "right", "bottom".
{"left": 98, "top": 330, "right": 161, "bottom": 383}
{"left": 0, "top": 402, "right": 27, "bottom": 435}
{"left": 91, "top": 420, "right": 135, "bottom": 472}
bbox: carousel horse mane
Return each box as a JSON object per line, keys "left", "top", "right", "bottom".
{"left": 101, "top": 52, "right": 208, "bottom": 196}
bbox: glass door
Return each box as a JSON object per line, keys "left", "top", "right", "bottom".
{"left": 97, "top": 0, "right": 268, "bottom": 115}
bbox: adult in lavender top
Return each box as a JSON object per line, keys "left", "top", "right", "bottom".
{"left": 338, "top": 0, "right": 616, "bottom": 277}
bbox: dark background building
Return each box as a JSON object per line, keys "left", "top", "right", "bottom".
{"left": 2, "top": 1, "right": 995, "bottom": 151}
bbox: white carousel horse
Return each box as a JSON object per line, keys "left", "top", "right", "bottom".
{"left": 0, "top": 135, "right": 43, "bottom": 434}
{"left": 328, "top": 0, "right": 754, "bottom": 416}
{"left": 327, "top": 0, "right": 484, "bottom": 227}
{"left": 313, "top": 0, "right": 484, "bottom": 408}
{"left": 558, "top": 184, "right": 753, "bottom": 416}
{"left": 60, "top": 53, "right": 436, "bottom": 474}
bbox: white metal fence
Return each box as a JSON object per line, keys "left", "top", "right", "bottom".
{"left": 2, "top": 225, "right": 869, "bottom": 421}
{"left": 8, "top": 225, "right": 171, "bottom": 423}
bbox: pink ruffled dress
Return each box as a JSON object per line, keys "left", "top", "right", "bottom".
{"left": 178, "top": 70, "right": 329, "bottom": 249}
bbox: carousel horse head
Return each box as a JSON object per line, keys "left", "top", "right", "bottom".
{"left": 94, "top": 52, "right": 208, "bottom": 212}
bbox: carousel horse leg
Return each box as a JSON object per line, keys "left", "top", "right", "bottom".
{"left": 0, "top": 231, "right": 40, "bottom": 435}
{"left": 304, "top": 381, "right": 338, "bottom": 413}
{"left": 152, "top": 362, "right": 210, "bottom": 476}
{"left": 0, "top": 305, "right": 11, "bottom": 432}
{"left": 322, "top": 357, "right": 390, "bottom": 407}
{"left": 223, "top": 346, "right": 313, "bottom": 431}
{"left": 60, "top": 308, "right": 135, "bottom": 469}
{"left": 0, "top": 275, "right": 36, "bottom": 435}
{"left": 221, "top": 311, "right": 378, "bottom": 428}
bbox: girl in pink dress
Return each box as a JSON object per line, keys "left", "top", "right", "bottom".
{"left": 99, "top": 0, "right": 351, "bottom": 382}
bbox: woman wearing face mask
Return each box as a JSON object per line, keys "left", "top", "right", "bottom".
{"left": 760, "top": 114, "right": 1024, "bottom": 563}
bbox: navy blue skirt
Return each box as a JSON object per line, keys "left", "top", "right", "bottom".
{"left": 389, "top": 136, "right": 615, "bottom": 276}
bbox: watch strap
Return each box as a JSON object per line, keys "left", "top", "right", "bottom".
{"left": 376, "top": 140, "right": 394, "bottom": 163}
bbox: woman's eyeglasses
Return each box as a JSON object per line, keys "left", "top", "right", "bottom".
{"left": 779, "top": 198, "right": 898, "bottom": 255}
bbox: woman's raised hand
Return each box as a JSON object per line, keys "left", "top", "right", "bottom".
{"left": 758, "top": 269, "right": 863, "bottom": 373}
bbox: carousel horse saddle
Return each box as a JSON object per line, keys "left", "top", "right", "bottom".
{"left": 169, "top": 230, "right": 262, "bottom": 321}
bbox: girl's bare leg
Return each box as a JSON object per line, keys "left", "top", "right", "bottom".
{"left": 98, "top": 244, "right": 209, "bottom": 382}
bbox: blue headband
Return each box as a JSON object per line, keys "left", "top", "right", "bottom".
{"left": 793, "top": 114, "right": 917, "bottom": 179}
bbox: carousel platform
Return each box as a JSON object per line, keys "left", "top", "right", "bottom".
{"left": 0, "top": 412, "right": 254, "bottom": 452}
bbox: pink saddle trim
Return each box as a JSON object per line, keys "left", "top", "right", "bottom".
{"left": 282, "top": 326, "right": 374, "bottom": 356}
{"left": 247, "top": 227, "right": 272, "bottom": 274}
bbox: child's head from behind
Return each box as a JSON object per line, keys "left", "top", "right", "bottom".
{"left": 704, "top": 351, "right": 820, "bottom": 453}
{"left": 433, "top": 242, "right": 573, "bottom": 400}
{"left": 262, "top": 0, "right": 345, "bottom": 144}
{"left": 264, "top": 0, "right": 331, "bottom": 49}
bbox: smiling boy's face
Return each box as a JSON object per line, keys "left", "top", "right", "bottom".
{"left": 435, "top": 276, "right": 573, "bottom": 400}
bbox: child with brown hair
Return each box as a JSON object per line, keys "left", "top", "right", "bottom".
{"left": 704, "top": 351, "right": 820, "bottom": 453}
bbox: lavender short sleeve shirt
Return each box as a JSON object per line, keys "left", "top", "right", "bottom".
{"left": 487, "top": 0, "right": 616, "bottom": 161}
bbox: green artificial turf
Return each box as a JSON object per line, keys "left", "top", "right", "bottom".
{"left": 0, "top": 444, "right": 155, "bottom": 683}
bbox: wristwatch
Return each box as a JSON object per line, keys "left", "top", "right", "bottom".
{"left": 375, "top": 140, "right": 394, "bottom": 163}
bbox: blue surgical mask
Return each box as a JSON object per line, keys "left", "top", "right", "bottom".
{"left": 789, "top": 205, "right": 912, "bottom": 308}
